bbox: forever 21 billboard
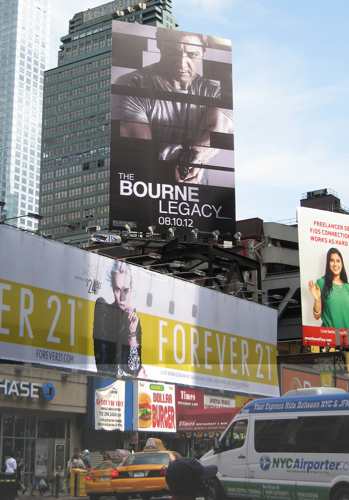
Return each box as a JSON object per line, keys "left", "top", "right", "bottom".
{"left": 110, "top": 21, "right": 235, "bottom": 237}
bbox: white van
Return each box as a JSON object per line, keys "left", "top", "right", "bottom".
{"left": 201, "top": 389, "right": 349, "bottom": 500}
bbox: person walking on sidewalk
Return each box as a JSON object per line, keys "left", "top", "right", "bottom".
{"left": 4, "top": 451, "right": 17, "bottom": 475}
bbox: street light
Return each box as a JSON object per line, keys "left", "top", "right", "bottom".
{"left": 0, "top": 212, "right": 43, "bottom": 224}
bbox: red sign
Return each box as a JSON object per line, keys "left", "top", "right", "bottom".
{"left": 176, "top": 387, "right": 203, "bottom": 409}
{"left": 175, "top": 387, "right": 237, "bottom": 432}
{"left": 281, "top": 366, "right": 349, "bottom": 394}
{"left": 281, "top": 367, "right": 321, "bottom": 394}
{"left": 177, "top": 410, "right": 237, "bottom": 432}
{"left": 302, "top": 326, "right": 349, "bottom": 348}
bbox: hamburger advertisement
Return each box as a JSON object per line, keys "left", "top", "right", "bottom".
{"left": 136, "top": 381, "right": 176, "bottom": 433}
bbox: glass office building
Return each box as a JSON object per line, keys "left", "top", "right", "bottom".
{"left": 0, "top": 0, "right": 49, "bottom": 230}
{"left": 39, "top": 0, "right": 177, "bottom": 244}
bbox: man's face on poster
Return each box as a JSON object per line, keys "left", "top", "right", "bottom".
{"left": 159, "top": 34, "right": 205, "bottom": 89}
{"left": 112, "top": 271, "right": 132, "bottom": 311}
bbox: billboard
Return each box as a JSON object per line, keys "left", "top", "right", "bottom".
{"left": 95, "top": 380, "right": 126, "bottom": 431}
{"left": 0, "top": 225, "right": 278, "bottom": 396}
{"left": 298, "top": 207, "right": 349, "bottom": 347}
{"left": 88, "top": 377, "right": 133, "bottom": 431}
{"left": 136, "top": 380, "right": 176, "bottom": 433}
{"left": 176, "top": 386, "right": 237, "bottom": 432}
{"left": 280, "top": 365, "right": 349, "bottom": 394}
{"left": 110, "top": 21, "right": 235, "bottom": 237}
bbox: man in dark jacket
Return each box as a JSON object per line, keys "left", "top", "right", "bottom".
{"left": 93, "top": 261, "right": 142, "bottom": 377}
{"left": 165, "top": 458, "right": 218, "bottom": 500}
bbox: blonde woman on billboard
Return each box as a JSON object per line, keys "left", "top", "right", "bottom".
{"left": 93, "top": 261, "right": 146, "bottom": 378}
{"left": 308, "top": 247, "right": 349, "bottom": 328}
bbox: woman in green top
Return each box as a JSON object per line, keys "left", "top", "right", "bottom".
{"left": 309, "top": 247, "right": 349, "bottom": 328}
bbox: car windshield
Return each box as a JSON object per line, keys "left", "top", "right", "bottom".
{"left": 123, "top": 453, "right": 170, "bottom": 466}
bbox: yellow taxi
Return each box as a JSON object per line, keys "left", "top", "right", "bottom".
{"left": 111, "top": 439, "right": 181, "bottom": 500}
{"left": 85, "top": 452, "right": 129, "bottom": 500}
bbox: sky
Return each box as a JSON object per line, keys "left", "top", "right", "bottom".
{"left": 49, "top": 0, "right": 349, "bottom": 223}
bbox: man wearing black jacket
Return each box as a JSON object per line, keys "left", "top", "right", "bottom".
{"left": 165, "top": 458, "right": 218, "bottom": 500}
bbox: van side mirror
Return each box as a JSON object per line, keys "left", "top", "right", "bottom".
{"left": 214, "top": 437, "right": 221, "bottom": 452}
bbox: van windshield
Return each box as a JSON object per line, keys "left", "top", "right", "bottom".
{"left": 220, "top": 419, "right": 248, "bottom": 450}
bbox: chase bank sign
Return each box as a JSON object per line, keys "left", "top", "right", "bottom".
{"left": 0, "top": 379, "right": 56, "bottom": 401}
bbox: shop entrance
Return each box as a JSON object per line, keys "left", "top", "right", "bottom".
{"left": 0, "top": 413, "right": 70, "bottom": 489}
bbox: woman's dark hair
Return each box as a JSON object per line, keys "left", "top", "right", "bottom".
{"left": 321, "top": 247, "right": 348, "bottom": 309}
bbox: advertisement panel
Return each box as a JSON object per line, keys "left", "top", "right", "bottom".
{"left": 0, "top": 226, "right": 278, "bottom": 396}
{"left": 176, "top": 386, "right": 237, "bottom": 432}
{"left": 136, "top": 381, "right": 176, "bottom": 433}
{"left": 298, "top": 207, "right": 349, "bottom": 346}
{"left": 110, "top": 21, "right": 235, "bottom": 237}
{"left": 88, "top": 377, "right": 133, "bottom": 431}
{"left": 95, "top": 380, "right": 125, "bottom": 431}
{"left": 281, "top": 366, "right": 321, "bottom": 394}
{"left": 203, "top": 394, "right": 235, "bottom": 409}
{"left": 280, "top": 366, "right": 349, "bottom": 394}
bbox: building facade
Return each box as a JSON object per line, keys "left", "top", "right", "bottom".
{"left": 0, "top": 364, "right": 87, "bottom": 489}
{"left": 0, "top": 0, "right": 49, "bottom": 229}
{"left": 39, "top": 0, "right": 177, "bottom": 242}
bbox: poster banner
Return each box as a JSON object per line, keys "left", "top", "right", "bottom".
{"left": 298, "top": 207, "right": 349, "bottom": 347}
{"left": 0, "top": 225, "right": 278, "bottom": 396}
{"left": 136, "top": 381, "right": 176, "bottom": 433}
{"left": 95, "top": 380, "right": 125, "bottom": 431}
{"left": 176, "top": 386, "right": 237, "bottom": 432}
{"left": 110, "top": 21, "right": 235, "bottom": 237}
{"left": 280, "top": 365, "right": 349, "bottom": 395}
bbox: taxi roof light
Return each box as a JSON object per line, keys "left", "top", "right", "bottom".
{"left": 143, "top": 437, "right": 166, "bottom": 452}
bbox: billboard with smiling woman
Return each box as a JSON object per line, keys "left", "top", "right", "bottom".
{"left": 298, "top": 207, "right": 349, "bottom": 347}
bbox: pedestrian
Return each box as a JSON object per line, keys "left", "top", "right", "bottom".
{"left": 4, "top": 451, "right": 17, "bottom": 475}
{"left": 81, "top": 449, "right": 91, "bottom": 469}
{"left": 66, "top": 450, "right": 85, "bottom": 494}
{"left": 15, "top": 452, "right": 26, "bottom": 494}
{"left": 165, "top": 457, "right": 218, "bottom": 500}
{"left": 67, "top": 450, "right": 85, "bottom": 472}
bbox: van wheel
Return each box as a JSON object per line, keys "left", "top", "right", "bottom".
{"left": 206, "top": 478, "right": 227, "bottom": 500}
{"left": 332, "top": 487, "right": 349, "bottom": 500}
